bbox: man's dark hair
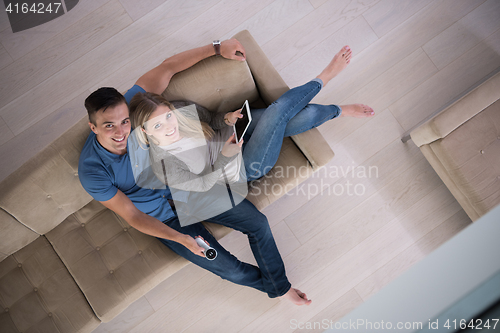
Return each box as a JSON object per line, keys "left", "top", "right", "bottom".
{"left": 85, "top": 87, "right": 127, "bottom": 125}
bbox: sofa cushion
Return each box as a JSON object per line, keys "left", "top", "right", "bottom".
{"left": 0, "top": 209, "right": 39, "bottom": 262}
{"left": 430, "top": 99, "right": 500, "bottom": 218}
{"left": 0, "top": 237, "right": 100, "bottom": 333}
{"left": 162, "top": 55, "right": 259, "bottom": 114}
{"left": 0, "top": 117, "right": 92, "bottom": 235}
{"left": 45, "top": 200, "right": 191, "bottom": 322}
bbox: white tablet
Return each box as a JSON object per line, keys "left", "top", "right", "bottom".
{"left": 233, "top": 100, "right": 252, "bottom": 143}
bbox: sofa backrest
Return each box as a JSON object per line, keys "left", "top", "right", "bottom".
{"left": 162, "top": 55, "right": 259, "bottom": 114}
{"left": 0, "top": 117, "right": 93, "bottom": 258}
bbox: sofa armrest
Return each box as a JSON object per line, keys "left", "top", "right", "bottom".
{"left": 411, "top": 71, "right": 500, "bottom": 147}
{"left": 232, "top": 30, "right": 334, "bottom": 169}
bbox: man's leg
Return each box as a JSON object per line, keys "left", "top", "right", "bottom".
{"left": 159, "top": 216, "right": 267, "bottom": 293}
{"left": 203, "top": 199, "right": 292, "bottom": 298}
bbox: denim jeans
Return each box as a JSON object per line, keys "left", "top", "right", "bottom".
{"left": 159, "top": 198, "right": 291, "bottom": 298}
{"left": 158, "top": 79, "right": 340, "bottom": 298}
{"left": 242, "top": 79, "right": 341, "bottom": 180}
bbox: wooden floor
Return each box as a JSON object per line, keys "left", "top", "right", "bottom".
{"left": 1, "top": 0, "right": 499, "bottom": 332}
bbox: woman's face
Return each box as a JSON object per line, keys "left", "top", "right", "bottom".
{"left": 144, "top": 105, "right": 181, "bottom": 146}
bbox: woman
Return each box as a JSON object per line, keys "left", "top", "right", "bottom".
{"left": 129, "top": 45, "right": 374, "bottom": 195}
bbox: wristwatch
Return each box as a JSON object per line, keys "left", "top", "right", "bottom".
{"left": 213, "top": 40, "right": 221, "bottom": 56}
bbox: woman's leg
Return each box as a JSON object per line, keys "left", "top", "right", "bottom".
{"left": 242, "top": 79, "right": 324, "bottom": 180}
{"left": 242, "top": 45, "right": 374, "bottom": 180}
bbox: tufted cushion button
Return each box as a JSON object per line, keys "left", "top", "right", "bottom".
{"left": 123, "top": 228, "right": 128, "bottom": 232}
{"left": 47, "top": 194, "right": 51, "bottom": 199}
{"left": 74, "top": 172, "right": 78, "bottom": 176}
{"left": 34, "top": 288, "right": 38, "bottom": 292}
{"left": 48, "top": 313, "right": 52, "bottom": 317}
{"left": 81, "top": 223, "right": 85, "bottom": 228}
{"left": 480, "top": 150, "right": 485, "bottom": 154}
{"left": 109, "top": 270, "right": 114, "bottom": 274}
{"left": 138, "top": 250, "right": 142, "bottom": 255}
{"left": 96, "top": 247, "right": 100, "bottom": 251}
{"left": 5, "top": 308, "right": 9, "bottom": 312}
{"left": 18, "top": 263, "right": 22, "bottom": 268}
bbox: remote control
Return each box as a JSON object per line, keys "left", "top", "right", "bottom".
{"left": 195, "top": 237, "right": 217, "bottom": 260}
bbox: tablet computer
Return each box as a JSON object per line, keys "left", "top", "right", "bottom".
{"left": 233, "top": 100, "right": 251, "bottom": 143}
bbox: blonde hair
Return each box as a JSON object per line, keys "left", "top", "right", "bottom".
{"left": 129, "top": 92, "right": 214, "bottom": 146}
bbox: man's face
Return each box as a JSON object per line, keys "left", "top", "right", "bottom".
{"left": 89, "top": 102, "right": 131, "bottom": 155}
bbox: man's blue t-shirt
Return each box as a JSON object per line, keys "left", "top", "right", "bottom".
{"left": 78, "top": 85, "right": 176, "bottom": 222}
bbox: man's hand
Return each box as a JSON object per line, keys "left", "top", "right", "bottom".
{"left": 181, "top": 235, "right": 208, "bottom": 257}
{"left": 220, "top": 39, "right": 246, "bottom": 61}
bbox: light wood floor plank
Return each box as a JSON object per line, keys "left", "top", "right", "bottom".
{"left": 0, "top": 0, "right": 133, "bottom": 110}
{"left": 280, "top": 14, "right": 379, "bottom": 89}
{"left": 422, "top": 0, "right": 500, "bottom": 70}
{"left": 284, "top": 153, "right": 443, "bottom": 282}
{"left": 117, "top": 0, "right": 166, "bottom": 22}
{"left": 262, "top": 0, "right": 381, "bottom": 72}
{"left": 88, "top": 0, "right": 275, "bottom": 92}
{"left": 0, "top": 116, "right": 14, "bottom": 146}
{"left": 0, "top": 0, "right": 112, "bottom": 59}
{"left": 0, "top": 91, "right": 88, "bottom": 182}
{"left": 144, "top": 263, "right": 208, "bottom": 312}
{"left": 294, "top": 289, "right": 364, "bottom": 333}
{"left": 0, "top": 42, "right": 13, "bottom": 70}
{"left": 183, "top": 286, "right": 277, "bottom": 333}
{"left": 313, "top": 0, "right": 485, "bottom": 119}
{"left": 285, "top": 135, "right": 423, "bottom": 245}
{"left": 0, "top": 3, "right": 11, "bottom": 32}
{"left": 362, "top": 0, "right": 434, "bottom": 38}
{"left": 91, "top": 296, "right": 155, "bottom": 333}
{"left": 354, "top": 209, "right": 471, "bottom": 302}
{"left": 0, "top": 0, "right": 220, "bottom": 136}
{"left": 389, "top": 27, "right": 500, "bottom": 131}
{"left": 272, "top": 220, "right": 302, "bottom": 258}
{"left": 221, "top": 0, "right": 314, "bottom": 47}
{"left": 240, "top": 183, "right": 462, "bottom": 333}
{"left": 341, "top": 47, "right": 438, "bottom": 114}
{"left": 308, "top": 0, "right": 328, "bottom": 10}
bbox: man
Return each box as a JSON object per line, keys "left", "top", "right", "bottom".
{"left": 78, "top": 39, "right": 311, "bottom": 305}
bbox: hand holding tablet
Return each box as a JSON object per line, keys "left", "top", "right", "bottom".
{"left": 234, "top": 100, "right": 252, "bottom": 143}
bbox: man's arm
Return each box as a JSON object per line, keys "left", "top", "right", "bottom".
{"left": 136, "top": 39, "right": 246, "bottom": 95}
{"left": 100, "top": 189, "right": 206, "bottom": 257}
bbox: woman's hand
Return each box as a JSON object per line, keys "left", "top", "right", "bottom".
{"left": 221, "top": 133, "right": 243, "bottom": 157}
{"left": 181, "top": 235, "right": 208, "bottom": 257}
{"left": 224, "top": 109, "right": 243, "bottom": 126}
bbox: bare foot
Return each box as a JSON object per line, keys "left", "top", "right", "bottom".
{"left": 316, "top": 45, "right": 352, "bottom": 86}
{"left": 339, "top": 104, "right": 375, "bottom": 118}
{"left": 280, "top": 288, "right": 312, "bottom": 306}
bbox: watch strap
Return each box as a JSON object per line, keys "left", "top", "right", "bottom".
{"left": 213, "top": 40, "right": 221, "bottom": 56}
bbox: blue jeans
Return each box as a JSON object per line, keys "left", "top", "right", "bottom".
{"left": 159, "top": 198, "right": 291, "bottom": 298}
{"left": 242, "top": 79, "right": 341, "bottom": 180}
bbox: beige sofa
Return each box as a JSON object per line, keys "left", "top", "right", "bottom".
{"left": 0, "top": 30, "right": 334, "bottom": 332}
{"left": 410, "top": 71, "right": 500, "bottom": 221}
